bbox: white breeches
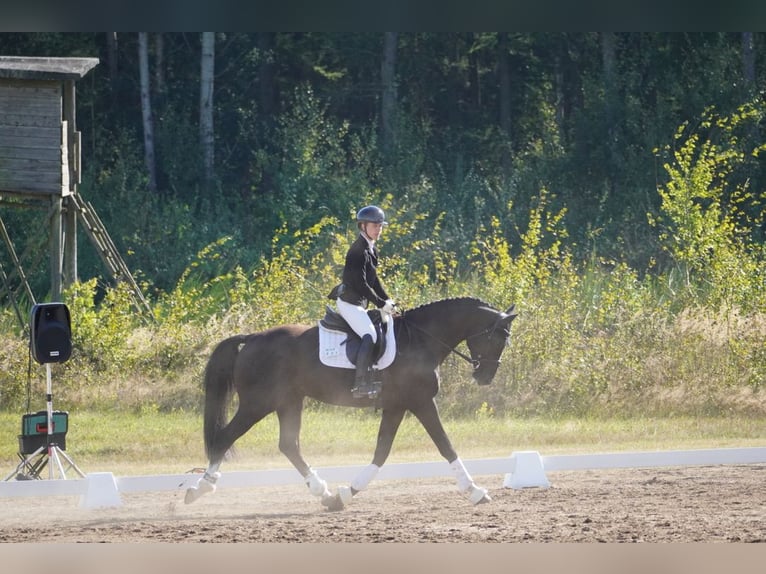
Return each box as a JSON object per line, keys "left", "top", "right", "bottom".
{"left": 337, "top": 299, "right": 378, "bottom": 343}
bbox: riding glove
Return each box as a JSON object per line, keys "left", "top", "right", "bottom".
{"left": 381, "top": 299, "right": 396, "bottom": 315}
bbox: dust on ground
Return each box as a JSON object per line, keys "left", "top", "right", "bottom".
{"left": 0, "top": 464, "right": 763, "bottom": 542}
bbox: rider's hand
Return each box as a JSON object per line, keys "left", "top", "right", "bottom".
{"left": 381, "top": 299, "right": 396, "bottom": 315}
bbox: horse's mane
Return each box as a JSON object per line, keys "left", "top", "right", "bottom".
{"left": 403, "top": 296, "right": 494, "bottom": 316}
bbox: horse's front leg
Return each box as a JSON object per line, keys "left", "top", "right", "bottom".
{"left": 411, "top": 399, "right": 491, "bottom": 505}
{"left": 276, "top": 404, "right": 334, "bottom": 506}
{"left": 323, "top": 407, "right": 406, "bottom": 511}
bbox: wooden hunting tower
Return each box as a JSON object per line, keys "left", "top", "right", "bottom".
{"left": 0, "top": 56, "right": 149, "bottom": 326}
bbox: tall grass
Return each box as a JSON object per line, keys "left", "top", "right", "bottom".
{"left": 0, "top": 410, "right": 762, "bottom": 476}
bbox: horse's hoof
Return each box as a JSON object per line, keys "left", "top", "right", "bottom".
{"left": 184, "top": 475, "right": 217, "bottom": 504}
{"left": 475, "top": 493, "right": 492, "bottom": 505}
{"left": 468, "top": 485, "right": 491, "bottom": 505}
{"left": 321, "top": 493, "right": 345, "bottom": 511}
{"left": 184, "top": 486, "right": 202, "bottom": 504}
{"left": 338, "top": 485, "right": 353, "bottom": 506}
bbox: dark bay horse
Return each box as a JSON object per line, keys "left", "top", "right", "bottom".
{"left": 185, "top": 297, "right": 518, "bottom": 510}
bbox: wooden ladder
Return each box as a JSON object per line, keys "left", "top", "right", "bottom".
{"left": 0, "top": 215, "right": 37, "bottom": 329}
{"left": 68, "top": 193, "right": 154, "bottom": 319}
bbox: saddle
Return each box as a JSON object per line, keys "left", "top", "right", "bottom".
{"left": 319, "top": 306, "right": 388, "bottom": 365}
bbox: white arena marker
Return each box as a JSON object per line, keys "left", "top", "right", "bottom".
{"left": 1, "top": 447, "right": 763, "bottom": 508}
{"left": 504, "top": 450, "right": 550, "bottom": 489}
{"left": 79, "top": 472, "right": 122, "bottom": 508}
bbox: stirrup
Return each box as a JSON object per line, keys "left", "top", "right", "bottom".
{"left": 351, "top": 381, "right": 382, "bottom": 399}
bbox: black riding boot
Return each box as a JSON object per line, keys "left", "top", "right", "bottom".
{"left": 351, "top": 334, "right": 380, "bottom": 398}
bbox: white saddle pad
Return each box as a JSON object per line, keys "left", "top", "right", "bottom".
{"left": 318, "top": 321, "right": 397, "bottom": 370}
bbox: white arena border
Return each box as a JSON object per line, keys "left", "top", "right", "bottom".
{"left": 0, "top": 446, "right": 764, "bottom": 508}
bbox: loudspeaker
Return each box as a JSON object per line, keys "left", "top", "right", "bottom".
{"left": 30, "top": 302, "right": 72, "bottom": 364}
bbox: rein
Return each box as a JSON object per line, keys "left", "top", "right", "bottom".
{"left": 399, "top": 313, "right": 505, "bottom": 369}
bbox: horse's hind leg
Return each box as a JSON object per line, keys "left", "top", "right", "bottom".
{"left": 185, "top": 407, "right": 268, "bottom": 504}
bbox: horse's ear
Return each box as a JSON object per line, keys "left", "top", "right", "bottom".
{"left": 503, "top": 304, "right": 519, "bottom": 321}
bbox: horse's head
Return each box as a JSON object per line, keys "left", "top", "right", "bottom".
{"left": 466, "top": 304, "right": 518, "bottom": 385}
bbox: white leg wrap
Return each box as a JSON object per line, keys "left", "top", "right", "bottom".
{"left": 449, "top": 458, "right": 474, "bottom": 492}
{"left": 338, "top": 485, "right": 354, "bottom": 507}
{"left": 305, "top": 468, "right": 331, "bottom": 498}
{"left": 350, "top": 464, "right": 380, "bottom": 492}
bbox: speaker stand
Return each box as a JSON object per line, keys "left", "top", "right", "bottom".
{"left": 3, "top": 363, "right": 85, "bottom": 481}
{"left": 4, "top": 443, "right": 85, "bottom": 481}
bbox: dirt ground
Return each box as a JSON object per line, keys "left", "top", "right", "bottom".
{"left": 0, "top": 464, "right": 763, "bottom": 543}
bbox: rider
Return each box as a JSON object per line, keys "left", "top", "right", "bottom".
{"left": 330, "top": 205, "right": 396, "bottom": 398}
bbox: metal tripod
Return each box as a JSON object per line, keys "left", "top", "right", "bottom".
{"left": 3, "top": 363, "right": 85, "bottom": 481}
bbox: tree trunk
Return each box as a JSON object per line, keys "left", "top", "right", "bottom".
{"left": 138, "top": 32, "right": 157, "bottom": 193}
{"left": 106, "top": 32, "right": 118, "bottom": 82}
{"left": 380, "top": 32, "right": 398, "bottom": 155}
{"left": 200, "top": 31, "right": 216, "bottom": 185}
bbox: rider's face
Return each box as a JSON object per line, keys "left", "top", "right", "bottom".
{"left": 363, "top": 222, "right": 383, "bottom": 241}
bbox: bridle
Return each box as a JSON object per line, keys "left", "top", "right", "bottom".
{"left": 400, "top": 313, "right": 509, "bottom": 369}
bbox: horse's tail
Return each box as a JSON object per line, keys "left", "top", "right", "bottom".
{"left": 203, "top": 334, "right": 247, "bottom": 460}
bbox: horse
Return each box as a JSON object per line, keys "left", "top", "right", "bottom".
{"left": 185, "top": 297, "right": 518, "bottom": 510}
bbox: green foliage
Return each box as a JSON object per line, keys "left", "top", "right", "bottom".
{"left": 374, "top": 193, "right": 462, "bottom": 305}
{"left": 155, "top": 237, "right": 241, "bottom": 325}
{"left": 244, "top": 216, "right": 343, "bottom": 326}
{"left": 262, "top": 85, "right": 381, "bottom": 234}
{"left": 66, "top": 278, "right": 142, "bottom": 371}
{"left": 470, "top": 186, "right": 571, "bottom": 306}
{"left": 650, "top": 103, "right": 766, "bottom": 312}
{"left": 0, "top": 329, "right": 29, "bottom": 409}
{"left": 78, "top": 129, "right": 219, "bottom": 293}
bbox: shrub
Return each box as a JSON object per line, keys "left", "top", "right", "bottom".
{"left": 649, "top": 103, "right": 766, "bottom": 313}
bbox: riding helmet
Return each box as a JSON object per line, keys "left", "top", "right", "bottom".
{"left": 356, "top": 205, "right": 387, "bottom": 225}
